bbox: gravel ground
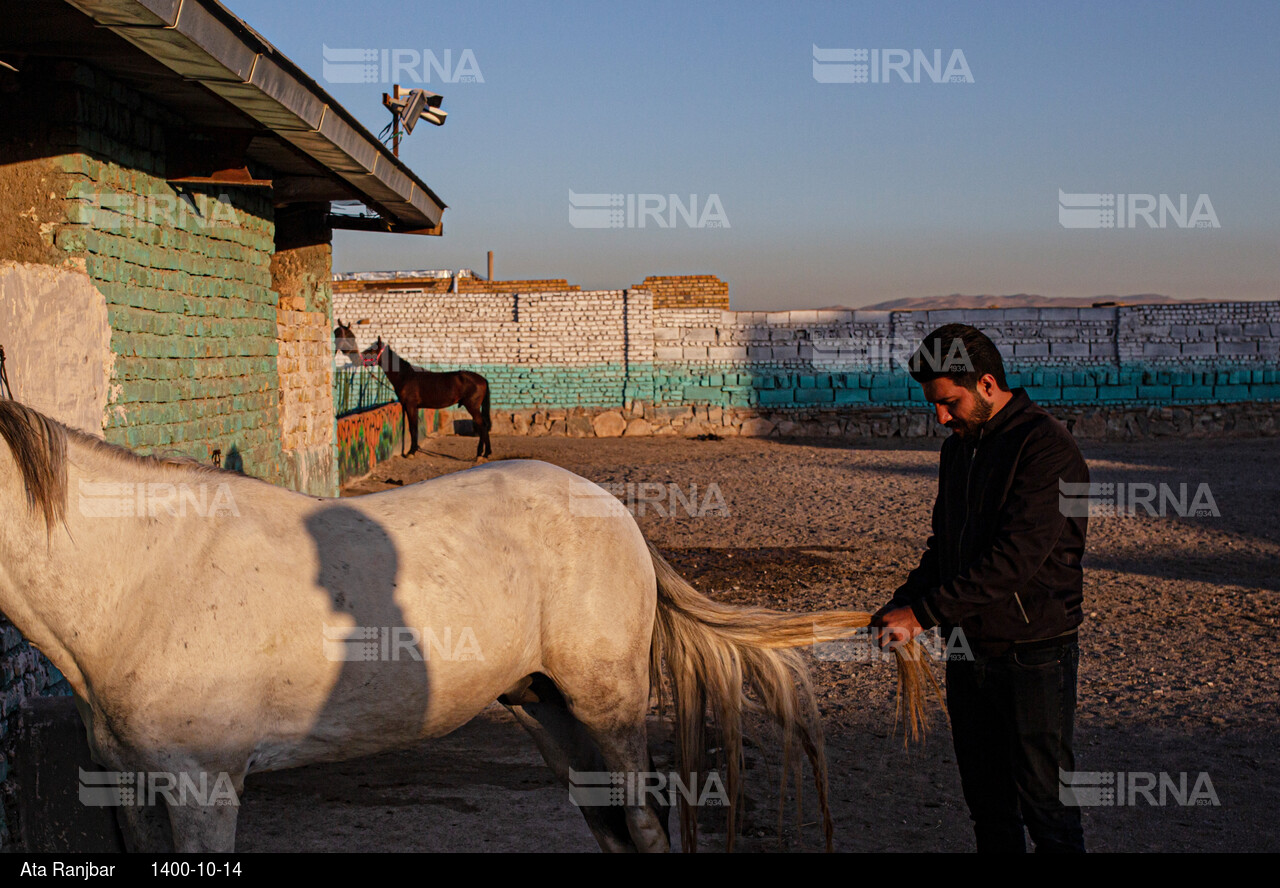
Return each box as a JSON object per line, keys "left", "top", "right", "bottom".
{"left": 237, "top": 433, "right": 1280, "bottom": 852}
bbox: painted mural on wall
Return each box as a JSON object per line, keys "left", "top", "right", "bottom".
{"left": 336, "top": 402, "right": 441, "bottom": 485}
{"left": 337, "top": 402, "right": 401, "bottom": 485}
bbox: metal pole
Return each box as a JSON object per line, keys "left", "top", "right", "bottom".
{"left": 392, "top": 84, "right": 401, "bottom": 158}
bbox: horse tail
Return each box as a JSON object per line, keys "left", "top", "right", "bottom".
{"left": 646, "top": 540, "right": 938, "bottom": 852}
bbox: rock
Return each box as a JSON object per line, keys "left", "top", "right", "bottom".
{"left": 904, "top": 413, "right": 931, "bottom": 437}
{"left": 651, "top": 405, "right": 694, "bottom": 423}
{"left": 739, "top": 418, "right": 776, "bottom": 437}
{"left": 567, "top": 416, "right": 594, "bottom": 438}
{"left": 623, "top": 418, "right": 654, "bottom": 437}
{"left": 488, "top": 415, "right": 516, "bottom": 437}
{"left": 511, "top": 412, "right": 532, "bottom": 435}
{"left": 547, "top": 419, "right": 566, "bottom": 436}
{"left": 592, "top": 411, "right": 627, "bottom": 437}
{"left": 1073, "top": 414, "right": 1106, "bottom": 439}
{"left": 682, "top": 420, "right": 713, "bottom": 437}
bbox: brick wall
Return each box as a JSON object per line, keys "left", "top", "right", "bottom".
{"left": 332, "top": 289, "right": 654, "bottom": 409}
{"left": 333, "top": 272, "right": 729, "bottom": 305}
{"left": 652, "top": 304, "right": 1280, "bottom": 408}
{"left": 333, "top": 289, "right": 1280, "bottom": 442}
{"left": 630, "top": 275, "right": 729, "bottom": 309}
{"left": 48, "top": 62, "right": 285, "bottom": 479}
{"left": 274, "top": 208, "right": 338, "bottom": 497}
{"left": 334, "top": 275, "right": 580, "bottom": 295}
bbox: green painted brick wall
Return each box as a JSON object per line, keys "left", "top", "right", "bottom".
{"left": 49, "top": 62, "right": 286, "bottom": 483}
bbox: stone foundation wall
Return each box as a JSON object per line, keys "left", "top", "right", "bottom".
{"left": 428, "top": 400, "right": 1280, "bottom": 442}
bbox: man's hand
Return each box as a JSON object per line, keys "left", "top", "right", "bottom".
{"left": 871, "top": 606, "right": 923, "bottom": 651}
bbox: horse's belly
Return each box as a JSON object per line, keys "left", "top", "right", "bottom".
{"left": 248, "top": 647, "right": 531, "bottom": 774}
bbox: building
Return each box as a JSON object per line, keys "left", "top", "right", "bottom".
{"left": 1, "top": 0, "right": 446, "bottom": 494}
{"left": 0, "top": 0, "right": 446, "bottom": 844}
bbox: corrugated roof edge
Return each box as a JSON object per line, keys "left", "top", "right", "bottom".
{"left": 60, "top": 0, "right": 447, "bottom": 233}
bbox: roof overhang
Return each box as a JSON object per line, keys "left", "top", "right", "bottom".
{"left": 5, "top": 0, "right": 445, "bottom": 234}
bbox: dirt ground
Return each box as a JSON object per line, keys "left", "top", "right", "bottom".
{"left": 236, "top": 433, "right": 1280, "bottom": 852}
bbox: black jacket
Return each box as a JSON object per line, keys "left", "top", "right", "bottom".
{"left": 884, "top": 388, "right": 1089, "bottom": 649}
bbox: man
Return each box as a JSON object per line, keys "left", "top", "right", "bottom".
{"left": 872, "top": 323, "right": 1089, "bottom": 853}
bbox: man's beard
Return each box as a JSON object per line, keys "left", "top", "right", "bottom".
{"left": 948, "top": 391, "right": 993, "bottom": 438}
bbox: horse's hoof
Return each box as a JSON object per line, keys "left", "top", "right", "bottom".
{"left": 475, "top": 456, "right": 488, "bottom": 464}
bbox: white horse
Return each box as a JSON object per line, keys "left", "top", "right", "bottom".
{"left": 0, "top": 398, "right": 933, "bottom": 852}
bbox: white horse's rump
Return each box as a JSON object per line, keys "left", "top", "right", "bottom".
{"left": 0, "top": 399, "right": 934, "bottom": 852}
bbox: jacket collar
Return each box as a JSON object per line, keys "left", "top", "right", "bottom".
{"left": 975, "top": 387, "right": 1033, "bottom": 440}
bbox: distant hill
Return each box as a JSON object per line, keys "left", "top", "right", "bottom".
{"left": 849, "top": 293, "right": 1190, "bottom": 311}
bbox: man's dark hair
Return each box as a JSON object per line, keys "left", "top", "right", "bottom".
{"left": 908, "top": 323, "right": 1009, "bottom": 391}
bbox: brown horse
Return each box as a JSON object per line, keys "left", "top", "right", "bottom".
{"left": 334, "top": 321, "right": 492, "bottom": 459}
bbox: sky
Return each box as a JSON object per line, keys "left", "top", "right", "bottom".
{"left": 228, "top": 0, "right": 1280, "bottom": 309}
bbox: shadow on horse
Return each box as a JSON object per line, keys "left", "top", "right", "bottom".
{"left": 335, "top": 321, "right": 492, "bottom": 460}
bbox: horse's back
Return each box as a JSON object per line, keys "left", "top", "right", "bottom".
{"left": 402, "top": 367, "right": 486, "bottom": 409}
{"left": 328, "top": 459, "right": 656, "bottom": 679}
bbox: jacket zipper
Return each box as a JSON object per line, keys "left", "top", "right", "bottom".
{"left": 957, "top": 428, "right": 1029, "bottom": 623}
{"left": 956, "top": 428, "right": 980, "bottom": 576}
{"left": 1012, "top": 592, "right": 1030, "bottom": 623}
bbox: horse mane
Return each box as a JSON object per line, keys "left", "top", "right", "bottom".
{"left": 0, "top": 399, "right": 68, "bottom": 533}
{"left": 0, "top": 399, "right": 253, "bottom": 532}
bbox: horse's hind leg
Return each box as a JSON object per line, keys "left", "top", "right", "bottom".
{"left": 463, "top": 397, "right": 489, "bottom": 460}
{"left": 405, "top": 403, "right": 421, "bottom": 456}
{"left": 578, "top": 713, "right": 671, "bottom": 852}
{"left": 159, "top": 763, "right": 243, "bottom": 851}
{"left": 166, "top": 799, "right": 239, "bottom": 852}
{"left": 115, "top": 768, "right": 241, "bottom": 852}
{"left": 504, "top": 674, "right": 648, "bottom": 852}
{"left": 116, "top": 801, "right": 173, "bottom": 852}
{"left": 555, "top": 668, "right": 672, "bottom": 852}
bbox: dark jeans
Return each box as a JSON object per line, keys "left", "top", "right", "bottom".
{"left": 945, "top": 641, "right": 1084, "bottom": 853}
